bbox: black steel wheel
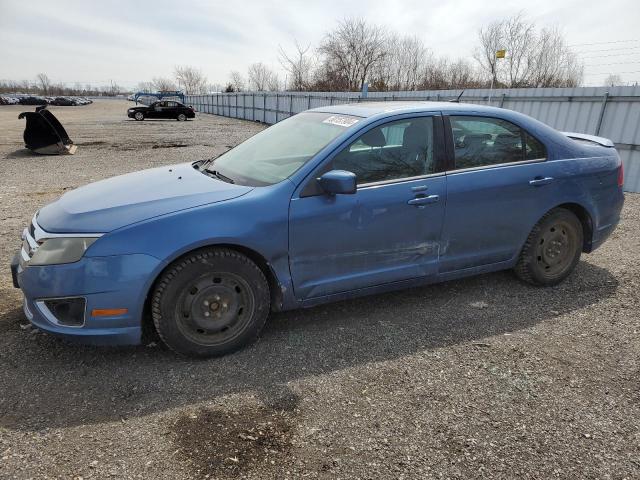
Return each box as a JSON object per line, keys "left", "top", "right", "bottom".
{"left": 515, "top": 208, "right": 583, "bottom": 286}
{"left": 152, "top": 248, "right": 270, "bottom": 357}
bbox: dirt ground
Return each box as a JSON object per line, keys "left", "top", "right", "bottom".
{"left": 0, "top": 99, "right": 638, "bottom": 479}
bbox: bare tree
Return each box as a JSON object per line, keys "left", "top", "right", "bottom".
{"left": 372, "top": 35, "right": 430, "bottom": 90}
{"left": 530, "top": 26, "right": 583, "bottom": 87}
{"left": 278, "top": 40, "right": 315, "bottom": 91}
{"left": 137, "top": 81, "right": 155, "bottom": 93}
{"left": 473, "top": 13, "right": 582, "bottom": 88}
{"left": 151, "top": 77, "right": 177, "bottom": 91}
{"left": 603, "top": 74, "right": 623, "bottom": 87}
{"left": 247, "top": 62, "right": 280, "bottom": 91}
{"left": 318, "top": 18, "right": 388, "bottom": 91}
{"left": 228, "top": 71, "right": 246, "bottom": 92}
{"left": 36, "top": 73, "right": 51, "bottom": 95}
{"left": 174, "top": 65, "right": 207, "bottom": 94}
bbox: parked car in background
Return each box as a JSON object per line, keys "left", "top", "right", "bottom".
{"left": 127, "top": 101, "right": 195, "bottom": 121}
{"left": 11, "top": 102, "right": 624, "bottom": 357}
{"left": 18, "top": 96, "right": 48, "bottom": 105}
{"left": 0, "top": 95, "right": 20, "bottom": 105}
{"left": 50, "top": 97, "right": 75, "bottom": 106}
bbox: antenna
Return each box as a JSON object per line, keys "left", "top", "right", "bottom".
{"left": 449, "top": 90, "right": 465, "bottom": 103}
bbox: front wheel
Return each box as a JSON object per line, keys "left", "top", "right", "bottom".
{"left": 515, "top": 208, "right": 583, "bottom": 286}
{"left": 177, "top": 113, "right": 187, "bottom": 121}
{"left": 134, "top": 111, "right": 144, "bottom": 121}
{"left": 151, "top": 248, "right": 270, "bottom": 357}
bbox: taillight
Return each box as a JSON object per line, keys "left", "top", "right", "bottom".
{"left": 618, "top": 163, "right": 624, "bottom": 187}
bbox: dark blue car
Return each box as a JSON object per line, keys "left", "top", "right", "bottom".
{"left": 11, "top": 102, "right": 624, "bottom": 357}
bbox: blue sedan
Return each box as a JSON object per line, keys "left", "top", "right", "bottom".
{"left": 11, "top": 102, "right": 624, "bottom": 357}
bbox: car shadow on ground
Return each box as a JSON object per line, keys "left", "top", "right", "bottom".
{"left": 4, "top": 149, "right": 42, "bottom": 159}
{"left": 0, "top": 261, "right": 618, "bottom": 431}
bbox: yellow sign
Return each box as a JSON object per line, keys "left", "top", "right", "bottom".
{"left": 496, "top": 49, "right": 506, "bottom": 59}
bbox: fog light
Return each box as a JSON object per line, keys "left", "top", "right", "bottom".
{"left": 40, "top": 297, "right": 86, "bottom": 327}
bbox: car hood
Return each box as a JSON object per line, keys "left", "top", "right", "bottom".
{"left": 37, "top": 163, "right": 252, "bottom": 233}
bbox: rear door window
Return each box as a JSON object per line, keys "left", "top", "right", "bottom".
{"left": 450, "top": 116, "right": 546, "bottom": 169}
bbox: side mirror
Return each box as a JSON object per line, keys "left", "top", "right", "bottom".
{"left": 318, "top": 170, "right": 357, "bottom": 195}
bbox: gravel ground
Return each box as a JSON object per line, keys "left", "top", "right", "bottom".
{"left": 0, "top": 99, "right": 638, "bottom": 479}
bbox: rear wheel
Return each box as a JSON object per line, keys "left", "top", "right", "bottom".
{"left": 515, "top": 208, "right": 583, "bottom": 286}
{"left": 134, "top": 111, "right": 144, "bottom": 121}
{"left": 151, "top": 248, "right": 270, "bottom": 357}
{"left": 177, "top": 113, "right": 187, "bottom": 121}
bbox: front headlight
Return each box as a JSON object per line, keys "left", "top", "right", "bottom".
{"left": 30, "top": 238, "right": 98, "bottom": 266}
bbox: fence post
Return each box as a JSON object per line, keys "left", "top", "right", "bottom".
{"left": 252, "top": 93, "right": 255, "bottom": 121}
{"left": 500, "top": 93, "right": 506, "bottom": 108}
{"left": 595, "top": 91, "right": 609, "bottom": 136}
{"left": 275, "top": 93, "right": 279, "bottom": 123}
{"left": 307, "top": 94, "right": 312, "bottom": 110}
{"left": 289, "top": 94, "right": 294, "bottom": 117}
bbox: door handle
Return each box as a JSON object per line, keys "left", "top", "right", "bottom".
{"left": 529, "top": 176, "right": 554, "bottom": 186}
{"left": 407, "top": 195, "right": 439, "bottom": 206}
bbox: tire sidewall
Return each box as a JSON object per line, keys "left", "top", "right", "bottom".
{"left": 153, "top": 250, "right": 270, "bottom": 357}
{"left": 525, "top": 209, "right": 583, "bottom": 286}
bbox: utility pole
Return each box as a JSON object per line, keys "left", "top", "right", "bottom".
{"left": 488, "top": 49, "right": 505, "bottom": 104}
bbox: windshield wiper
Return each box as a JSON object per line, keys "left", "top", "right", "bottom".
{"left": 208, "top": 170, "right": 235, "bottom": 184}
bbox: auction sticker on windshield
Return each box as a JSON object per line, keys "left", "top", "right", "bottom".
{"left": 322, "top": 115, "right": 360, "bottom": 127}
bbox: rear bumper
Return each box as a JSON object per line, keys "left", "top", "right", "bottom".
{"left": 14, "top": 252, "right": 161, "bottom": 346}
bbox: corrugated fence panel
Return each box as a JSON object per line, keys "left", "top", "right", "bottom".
{"left": 184, "top": 86, "right": 640, "bottom": 192}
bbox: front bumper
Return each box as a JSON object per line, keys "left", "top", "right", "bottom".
{"left": 10, "top": 253, "right": 20, "bottom": 288}
{"left": 13, "top": 252, "right": 161, "bottom": 346}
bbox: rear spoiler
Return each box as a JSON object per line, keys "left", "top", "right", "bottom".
{"left": 562, "top": 132, "right": 615, "bottom": 148}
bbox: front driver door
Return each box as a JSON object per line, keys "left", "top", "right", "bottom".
{"left": 289, "top": 114, "right": 447, "bottom": 300}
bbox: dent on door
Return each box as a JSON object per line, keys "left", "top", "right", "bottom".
{"left": 289, "top": 176, "right": 446, "bottom": 299}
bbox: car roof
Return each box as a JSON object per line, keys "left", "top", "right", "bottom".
{"left": 310, "top": 101, "right": 509, "bottom": 118}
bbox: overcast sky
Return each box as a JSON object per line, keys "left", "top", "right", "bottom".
{"left": 1, "top": 0, "right": 639, "bottom": 89}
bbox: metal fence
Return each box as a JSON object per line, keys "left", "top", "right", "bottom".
{"left": 184, "top": 86, "right": 640, "bottom": 193}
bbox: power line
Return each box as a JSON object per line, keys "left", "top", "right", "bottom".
{"left": 573, "top": 46, "right": 640, "bottom": 54}
{"left": 582, "top": 70, "right": 640, "bottom": 76}
{"left": 567, "top": 39, "right": 639, "bottom": 47}
{"left": 579, "top": 51, "right": 640, "bottom": 59}
{"left": 583, "top": 61, "right": 640, "bottom": 67}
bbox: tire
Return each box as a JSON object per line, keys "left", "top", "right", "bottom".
{"left": 151, "top": 248, "right": 270, "bottom": 357}
{"left": 177, "top": 113, "right": 187, "bottom": 121}
{"left": 515, "top": 208, "right": 583, "bottom": 286}
{"left": 134, "top": 111, "right": 144, "bottom": 121}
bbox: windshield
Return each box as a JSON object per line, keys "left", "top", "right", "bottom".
{"left": 207, "top": 112, "right": 361, "bottom": 186}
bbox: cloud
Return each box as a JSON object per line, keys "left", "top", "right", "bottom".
{"left": 0, "top": 0, "right": 638, "bottom": 88}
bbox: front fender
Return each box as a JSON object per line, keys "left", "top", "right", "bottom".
{"left": 85, "top": 182, "right": 298, "bottom": 311}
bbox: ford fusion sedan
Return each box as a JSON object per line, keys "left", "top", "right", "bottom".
{"left": 11, "top": 102, "right": 624, "bottom": 357}
{"left": 127, "top": 100, "right": 195, "bottom": 121}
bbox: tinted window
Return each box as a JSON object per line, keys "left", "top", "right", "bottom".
{"left": 333, "top": 117, "right": 435, "bottom": 185}
{"left": 167, "top": 102, "right": 177, "bottom": 107}
{"left": 450, "top": 116, "right": 546, "bottom": 169}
